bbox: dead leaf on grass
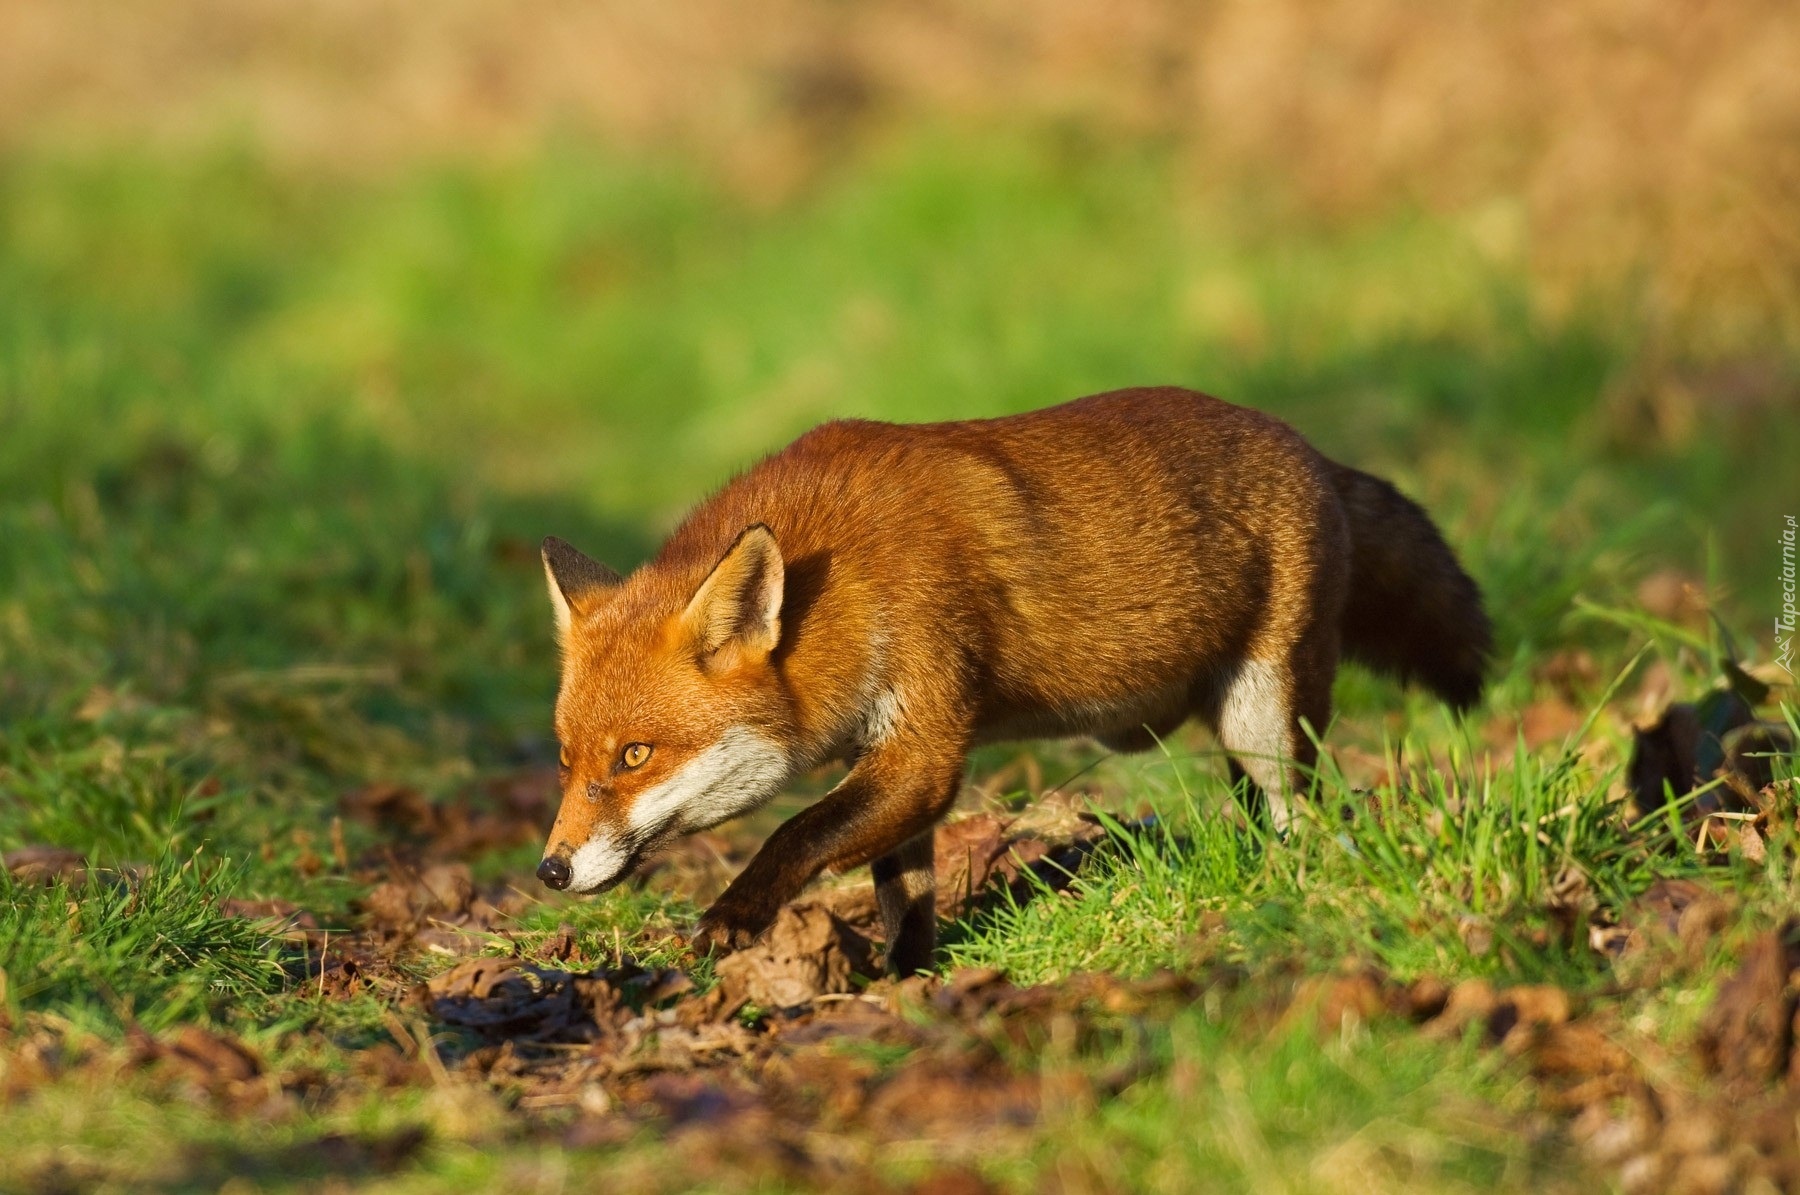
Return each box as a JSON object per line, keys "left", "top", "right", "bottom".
{"left": 859, "top": 1055, "right": 1039, "bottom": 1140}
{"left": 351, "top": 1042, "right": 431, "bottom": 1090}
{"left": 715, "top": 807, "right": 1113, "bottom": 965}
{"left": 934, "top": 813, "right": 1018, "bottom": 920}
{"left": 714, "top": 903, "right": 876, "bottom": 1011}
{"left": 1697, "top": 919, "right": 1800, "bottom": 1088}
{"left": 357, "top": 861, "right": 519, "bottom": 954}
{"left": 535, "top": 922, "right": 582, "bottom": 964}
{"left": 610, "top": 1071, "right": 815, "bottom": 1180}
{"left": 1401, "top": 976, "right": 1450, "bottom": 1021}
{"left": 1489, "top": 984, "right": 1573, "bottom": 1049}
{"left": 4, "top": 846, "right": 87, "bottom": 887}
{"left": 1457, "top": 915, "right": 1495, "bottom": 958}
{"left": 364, "top": 862, "right": 475, "bottom": 929}
{"left": 165, "top": 1025, "right": 261, "bottom": 1086}
{"left": 1625, "top": 658, "right": 1791, "bottom": 835}
{"left": 1635, "top": 569, "right": 1709, "bottom": 627}
{"left": 128, "top": 1025, "right": 276, "bottom": 1115}
{"left": 1489, "top": 696, "right": 1589, "bottom": 752}
{"left": 929, "top": 968, "right": 1016, "bottom": 1021}
{"left": 1591, "top": 878, "right": 1732, "bottom": 966}
{"left": 219, "top": 899, "right": 318, "bottom": 941}
{"left": 1424, "top": 979, "right": 1497, "bottom": 1039}
{"left": 303, "top": 944, "right": 408, "bottom": 1001}
{"left": 1287, "top": 971, "right": 1389, "bottom": 1037}
{"left": 770, "top": 994, "right": 926, "bottom": 1056}
{"left": 636, "top": 1069, "right": 766, "bottom": 1128}
{"left": 339, "top": 770, "right": 554, "bottom": 861}
{"left": 1526, "top": 1021, "right": 1637, "bottom": 1096}
{"left": 425, "top": 956, "right": 692, "bottom": 1043}
{"left": 809, "top": 881, "right": 882, "bottom": 937}
{"left": 0, "top": 1026, "right": 79, "bottom": 1100}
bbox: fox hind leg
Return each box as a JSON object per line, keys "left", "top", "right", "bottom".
{"left": 872, "top": 829, "right": 936, "bottom": 975}
{"left": 1216, "top": 658, "right": 1300, "bottom": 830}
{"left": 1217, "top": 621, "right": 1339, "bottom": 833}
{"left": 1215, "top": 650, "right": 1333, "bottom": 833}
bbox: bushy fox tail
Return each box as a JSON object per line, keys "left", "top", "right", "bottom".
{"left": 1327, "top": 461, "right": 1491, "bottom": 710}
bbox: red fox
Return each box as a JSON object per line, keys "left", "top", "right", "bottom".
{"left": 535, "top": 387, "right": 1489, "bottom": 973}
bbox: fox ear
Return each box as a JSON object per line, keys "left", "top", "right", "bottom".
{"left": 542, "top": 536, "right": 621, "bottom": 643}
{"left": 683, "top": 524, "right": 784, "bottom": 661}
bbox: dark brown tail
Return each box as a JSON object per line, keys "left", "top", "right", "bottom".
{"left": 1328, "top": 461, "right": 1491, "bottom": 710}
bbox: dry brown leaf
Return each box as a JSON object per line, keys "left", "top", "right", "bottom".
{"left": 1291, "top": 972, "right": 1388, "bottom": 1036}
{"left": 1635, "top": 570, "right": 1708, "bottom": 626}
{"left": 1424, "top": 979, "right": 1497, "bottom": 1039}
{"left": 425, "top": 955, "right": 692, "bottom": 1044}
{"left": 1697, "top": 921, "right": 1800, "bottom": 1088}
{"left": 1491, "top": 984, "right": 1573, "bottom": 1049}
{"left": 4, "top": 846, "right": 87, "bottom": 886}
{"left": 933, "top": 813, "right": 1017, "bottom": 921}
{"left": 219, "top": 898, "right": 318, "bottom": 941}
{"left": 1401, "top": 976, "right": 1450, "bottom": 1021}
{"left": 362, "top": 862, "right": 480, "bottom": 934}
{"left": 860, "top": 1057, "right": 1038, "bottom": 1141}
{"left": 339, "top": 771, "right": 555, "bottom": 862}
{"left": 714, "top": 903, "right": 875, "bottom": 1010}
{"left": 165, "top": 1026, "right": 261, "bottom": 1086}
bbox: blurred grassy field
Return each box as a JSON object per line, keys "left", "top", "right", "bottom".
{"left": 2, "top": 5, "right": 1799, "bottom": 1190}
{"left": 4, "top": 134, "right": 1793, "bottom": 701}
{"left": 7, "top": 0, "right": 1796, "bottom": 352}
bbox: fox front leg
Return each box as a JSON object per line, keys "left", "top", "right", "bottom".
{"left": 691, "top": 729, "right": 966, "bottom": 970}
{"left": 871, "top": 829, "right": 936, "bottom": 975}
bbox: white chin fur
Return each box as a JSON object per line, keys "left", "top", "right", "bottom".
{"left": 566, "top": 836, "right": 631, "bottom": 894}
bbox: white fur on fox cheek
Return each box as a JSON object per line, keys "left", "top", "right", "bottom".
{"left": 628, "top": 726, "right": 791, "bottom": 835}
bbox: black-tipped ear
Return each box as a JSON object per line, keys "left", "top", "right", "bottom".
{"left": 681, "top": 524, "right": 784, "bottom": 661}
{"left": 542, "top": 536, "right": 622, "bottom": 642}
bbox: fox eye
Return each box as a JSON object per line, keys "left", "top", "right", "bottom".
{"left": 621, "top": 742, "right": 652, "bottom": 769}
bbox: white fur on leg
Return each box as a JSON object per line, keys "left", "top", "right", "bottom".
{"left": 1217, "top": 657, "right": 1295, "bottom": 832}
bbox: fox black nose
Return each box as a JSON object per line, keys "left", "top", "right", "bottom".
{"left": 537, "top": 856, "right": 571, "bottom": 890}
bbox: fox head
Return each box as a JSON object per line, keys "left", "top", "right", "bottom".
{"left": 535, "top": 526, "right": 798, "bottom": 894}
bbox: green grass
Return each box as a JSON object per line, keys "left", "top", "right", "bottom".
{"left": 2, "top": 129, "right": 1797, "bottom": 1190}
{"left": 1, "top": 851, "right": 286, "bottom": 1028}
{"left": 1014, "top": 1009, "right": 1582, "bottom": 1194}
{"left": 947, "top": 724, "right": 1697, "bottom": 988}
